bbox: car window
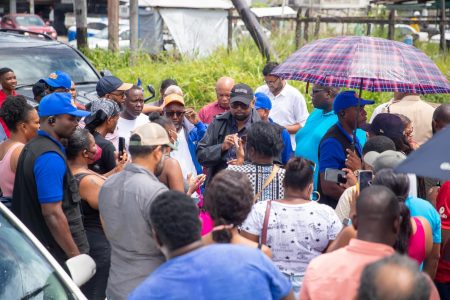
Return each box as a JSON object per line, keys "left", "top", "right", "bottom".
{"left": 0, "top": 212, "right": 77, "bottom": 299}
{"left": 88, "top": 22, "right": 107, "bottom": 30}
{"left": 0, "top": 45, "right": 98, "bottom": 86}
{"left": 15, "top": 15, "right": 45, "bottom": 27}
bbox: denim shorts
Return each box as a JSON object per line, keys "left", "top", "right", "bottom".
{"left": 283, "top": 273, "right": 303, "bottom": 299}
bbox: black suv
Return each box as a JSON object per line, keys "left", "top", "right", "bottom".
{"left": 0, "top": 30, "right": 101, "bottom": 107}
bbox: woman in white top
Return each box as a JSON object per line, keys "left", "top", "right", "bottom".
{"left": 242, "top": 157, "right": 342, "bottom": 297}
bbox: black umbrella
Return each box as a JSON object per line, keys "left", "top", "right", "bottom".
{"left": 395, "top": 125, "right": 450, "bottom": 180}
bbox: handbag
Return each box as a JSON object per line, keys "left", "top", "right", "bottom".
{"left": 253, "top": 164, "right": 280, "bottom": 203}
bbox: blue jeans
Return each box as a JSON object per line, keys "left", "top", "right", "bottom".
{"left": 283, "top": 273, "right": 303, "bottom": 299}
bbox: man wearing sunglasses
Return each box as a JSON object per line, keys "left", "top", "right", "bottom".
{"left": 162, "top": 93, "right": 206, "bottom": 179}
{"left": 197, "top": 83, "right": 261, "bottom": 183}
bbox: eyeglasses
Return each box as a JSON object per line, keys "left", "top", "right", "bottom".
{"left": 264, "top": 77, "right": 280, "bottom": 86}
{"left": 230, "top": 102, "right": 249, "bottom": 110}
{"left": 165, "top": 111, "right": 185, "bottom": 118}
{"left": 310, "top": 88, "right": 326, "bottom": 95}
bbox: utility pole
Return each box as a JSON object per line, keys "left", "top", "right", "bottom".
{"left": 108, "top": 0, "right": 119, "bottom": 53}
{"left": 30, "top": 0, "right": 35, "bottom": 14}
{"left": 129, "top": 0, "right": 138, "bottom": 65}
{"left": 440, "top": 0, "right": 447, "bottom": 53}
{"left": 10, "top": 0, "right": 17, "bottom": 14}
{"left": 74, "top": 0, "right": 88, "bottom": 49}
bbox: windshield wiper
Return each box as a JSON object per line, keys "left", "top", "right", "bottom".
{"left": 75, "top": 80, "right": 98, "bottom": 85}
{"left": 15, "top": 83, "right": 36, "bottom": 89}
{"left": 21, "top": 284, "right": 49, "bottom": 300}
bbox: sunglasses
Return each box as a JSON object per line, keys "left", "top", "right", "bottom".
{"left": 165, "top": 111, "right": 185, "bottom": 118}
{"left": 230, "top": 102, "right": 249, "bottom": 110}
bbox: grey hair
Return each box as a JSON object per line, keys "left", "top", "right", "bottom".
{"left": 66, "top": 127, "right": 91, "bottom": 160}
{"left": 357, "top": 254, "right": 430, "bottom": 300}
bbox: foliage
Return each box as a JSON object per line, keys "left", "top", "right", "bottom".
{"left": 82, "top": 32, "right": 450, "bottom": 116}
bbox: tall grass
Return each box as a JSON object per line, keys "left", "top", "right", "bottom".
{"left": 82, "top": 33, "right": 449, "bottom": 115}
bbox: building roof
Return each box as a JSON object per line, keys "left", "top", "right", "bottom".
{"left": 139, "top": 0, "right": 233, "bottom": 9}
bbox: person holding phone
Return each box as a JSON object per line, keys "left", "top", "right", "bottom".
{"left": 318, "top": 91, "right": 374, "bottom": 208}
{"left": 85, "top": 98, "right": 128, "bottom": 176}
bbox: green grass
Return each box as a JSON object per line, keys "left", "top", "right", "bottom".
{"left": 82, "top": 33, "right": 450, "bottom": 116}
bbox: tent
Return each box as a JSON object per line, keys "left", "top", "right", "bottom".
{"left": 139, "top": 0, "right": 233, "bottom": 57}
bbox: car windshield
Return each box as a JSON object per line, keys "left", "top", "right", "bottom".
{"left": 0, "top": 45, "right": 98, "bottom": 86}
{"left": 0, "top": 210, "right": 77, "bottom": 299}
{"left": 15, "top": 15, "right": 45, "bottom": 26}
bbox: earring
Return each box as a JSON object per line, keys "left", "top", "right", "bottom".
{"left": 311, "top": 191, "right": 321, "bottom": 202}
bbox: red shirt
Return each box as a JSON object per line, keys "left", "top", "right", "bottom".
{"left": 198, "top": 101, "right": 229, "bottom": 124}
{"left": 435, "top": 181, "right": 450, "bottom": 283}
{"left": 0, "top": 89, "right": 17, "bottom": 138}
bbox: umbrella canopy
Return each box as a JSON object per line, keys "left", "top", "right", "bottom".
{"left": 395, "top": 125, "right": 450, "bottom": 180}
{"left": 272, "top": 36, "right": 450, "bottom": 94}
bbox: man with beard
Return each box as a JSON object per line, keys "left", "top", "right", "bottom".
{"left": 197, "top": 83, "right": 261, "bottom": 183}
{"left": 317, "top": 91, "right": 374, "bottom": 208}
{"left": 117, "top": 85, "right": 149, "bottom": 146}
{"left": 12, "top": 93, "right": 90, "bottom": 268}
{"left": 98, "top": 122, "right": 175, "bottom": 300}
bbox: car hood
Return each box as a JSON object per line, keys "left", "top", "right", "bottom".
{"left": 20, "top": 25, "right": 55, "bottom": 32}
{"left": 16, "top": 82, "right": 99, "bottom": 109}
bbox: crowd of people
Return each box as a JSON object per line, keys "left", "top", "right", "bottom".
{"left": 1, "top": 63, "right": 450, "bottom": 300}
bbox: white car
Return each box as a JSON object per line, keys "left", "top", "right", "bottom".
{"left": 0, "top": 202, "right": 95, "bottom": 299}
{"left": 430, "top": 30, "right": 450, "bottom": 44}
{"left": 69, "top": 26, "right": 130, "bottom": 51}
{"left": 395, "top": 24, "right": 429, "bottom": 42}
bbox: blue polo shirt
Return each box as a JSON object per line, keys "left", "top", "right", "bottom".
{"left": 295, "top": 109, "right": 366, "bottom": 190}
{"left": 33, "top": 130, "right": 67, "bottom": 204}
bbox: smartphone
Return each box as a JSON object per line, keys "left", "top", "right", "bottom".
{"left": 118, "top": 137, "right": 125, "bottom": 160}
{"left": 324, "top": 168, "right": 347, "bottom": 184}
{"left": 358, "top": 170, "right": 373, "bottom": 193}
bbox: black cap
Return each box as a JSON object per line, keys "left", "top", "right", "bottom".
{"left": 368, "top": 113, "right": 405, "bottom": 139}
{"left": 230, "top": 83, "right": 254, "bottom": 105}
{"left": 96, "top": 76, "right": 133, "bottom": 97}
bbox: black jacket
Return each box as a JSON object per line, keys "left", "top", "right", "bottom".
{"left": 197, "top": 109, "right": 261, "bottom": 183}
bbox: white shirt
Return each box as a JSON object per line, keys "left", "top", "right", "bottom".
{"left": 369, "top": 99, "right": 394, "bottom": 123}
{"left": 242, "top": 201, "right": 342, "bottom": 283}
{"left": 117, "top": 114, "right": 149, "bottom": 146}
{"left": 170, "top": 128, "right": 197, "bottom": 179}
{"left": 256, "top": 82, "right": 309, "bottom": 150}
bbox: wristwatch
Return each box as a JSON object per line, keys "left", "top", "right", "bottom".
{"left": 342, "top": 218, "right": 352, "bottom": 227}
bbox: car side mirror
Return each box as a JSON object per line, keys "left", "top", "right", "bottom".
{"left": 65, "top": 254, "right": 96, "bottom": 287}
{"left": 147, "top": 84, "right": 156, "bottom": 100}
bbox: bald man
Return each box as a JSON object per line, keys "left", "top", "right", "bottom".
{"left": 198, "top": 77, "right": 235, "bottom": 124}
{"left": 358, "top": 254, "right": 433, "bottom": 300}
{"left": 300, "top": 186, "right": 401, "bottom": 300}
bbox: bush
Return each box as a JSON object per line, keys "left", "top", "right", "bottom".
{"left": 82, "top": 34, "right": 449, "bottom": 116}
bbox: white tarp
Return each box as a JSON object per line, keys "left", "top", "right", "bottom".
{"left": 159, "top": 9, "right": 228, "bottom": 57}
{"left": 139, "top": 0, "right": 233, "bottom": 9}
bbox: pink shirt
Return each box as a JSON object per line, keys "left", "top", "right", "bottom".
{"left": 300, "top": 239, "right": 395, "bottom": 300}
{"left": 0, "top": 142, "right": 23, "bottom": 197}
{"left": 300, "top": 239, "right": 439, "bottom": 300}
{"left": 198, "top": 101, "right": 229, "bottom": 124}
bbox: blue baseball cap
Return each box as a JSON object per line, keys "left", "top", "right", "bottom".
{"left": 255, "top": 92, "right": 272, "bottom": 110}
{"left": 38, "top": 93, "right": 90, "bottom": 117}
{"left": 333, "top": 91, "right": 375, "bottom": 114}
{"left": 41, "top": 70, "right": 72, "bottom": 89}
